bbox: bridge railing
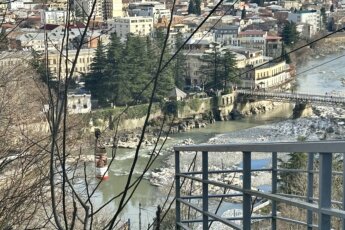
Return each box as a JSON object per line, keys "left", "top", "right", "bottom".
{"left": 236, "top": 90, "right": 345, "bottom": 104}
{"left": 174, "top": 140, "right": 345, "bottom": 230}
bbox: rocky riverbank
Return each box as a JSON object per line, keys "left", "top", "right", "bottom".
{"left": 149, "top": 105, "right": 345, "bottom": 199}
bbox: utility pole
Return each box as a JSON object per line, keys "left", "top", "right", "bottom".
{"left": 139, "top": 203, "right": 142, "bottom": 230}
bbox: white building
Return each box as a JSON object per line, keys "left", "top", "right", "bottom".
{"left": 41, "top": 10, "right": 67, "bottom": 24}
{"left": 75, "top": 0, "right": 104, "bottom": 20}
{"left": 107, "top": 17, "right": 153, "bottom": 39}
{"left": 7, "top": 0, "right": 36, "bottom": 10}
{"left": 67, "top": 89, "right": 92, "bottom": 114}
{"left": 128, "top": 2, "right": 170, "bottom": 23}
{"left": 288, "top": 10, "right": 320, "bottom": 38}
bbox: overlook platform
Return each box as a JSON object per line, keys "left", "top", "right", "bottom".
{"left": 174, "top": 141, "right": 345, "bottom": 229}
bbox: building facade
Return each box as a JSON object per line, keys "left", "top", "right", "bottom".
{"left": 67, "top": 89, "right": 92, "bottom": 114}
{"left": 106, "top": 16, "right": 153, "bottom": 38}
{"left": 241, "top": 61, "right": 292, "bottom": 89}
{"left": 288, "top": 10, "right": 320, "bottom": 38}
{"left": 47, "top": 48, "right": 96, "bottom": 78}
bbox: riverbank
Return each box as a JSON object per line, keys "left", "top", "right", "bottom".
{"left": 149, "top": 104, "right": 345, "bottom": 197}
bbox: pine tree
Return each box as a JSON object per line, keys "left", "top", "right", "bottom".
{"left": 188, "top": 0, "right": 196, "bottom": 15}
{"left": 330, "top": 4, "right": 334, "bottom": 12}
{"left": 220, "top": 50, "right": 239, "bottom": 90}
{"left": 151, "top": 30, "right": 175, "bottom": 101}
{"left": 105, "top": 33, "right": 128, "bottom": 105}
{"left": 173, "top": 32, "right": 188, "bottom": 89}
{"left": 85, "top": 40, "right": 108, "bottom": 105}
{"left": 200, "top": 45, "right": 239, "bottom": 90}
{"left": 241, "top": 6, "right": 246, "bottom": 20}
{"left": 200, "top": 44, "right": 222, "bottom": 90}
{"left": 282, "top": 22, "right": 299, "bottom": 46}
{"left": 279, "top": 152, "right": 308, "bottom": 195}
{"left": 320, "top": 7, "right": 327, "bottom": 29}
{"left": 280, "top": 44, "right": 291, "bottom": 64}
{"left": 194, "top": 0, "right": 201, "bottom": 15}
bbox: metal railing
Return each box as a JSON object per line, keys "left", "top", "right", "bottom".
{"left": 174, "top": 140, "right": 345, "bottom": 230}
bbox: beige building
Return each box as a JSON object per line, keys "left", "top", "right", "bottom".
{"left": 0, "top": 51, "right": 32, "bottom": 68}
{"left": 47, "top": 48, "right": 96, "bottom": 78}
{"left": 241, "top": 61, "right": 292, "bottom": 89}
{"left": 106, "top": 16, "right": 153, "bottom": 39}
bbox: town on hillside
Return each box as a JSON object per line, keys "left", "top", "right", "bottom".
{"left": 1, "top": 0, "right": 345, "bottom": 114}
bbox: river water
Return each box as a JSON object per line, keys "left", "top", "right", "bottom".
{"left": 87, "top": 51, "right": 345, "bottom": 228}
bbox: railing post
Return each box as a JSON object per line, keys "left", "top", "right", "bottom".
{"left": 343, "top": 152, "right": 345, "bottom": 230}
{"left": 271, "top": 152, "right": 277, "bottom": 230}
{"left": 175, "top": 150, "right": 181, "bottom": 230}
{"left": 243, "top": 151, "right": 251, "bottom": 230}
{"left": 318, "top": 153, "right": 332, "bottom": 229}
{"left": 202, "top": 151, "right": 209, "bottom": 230}
{"left": 306, "top": 153, "right": 314, "bottom": 230}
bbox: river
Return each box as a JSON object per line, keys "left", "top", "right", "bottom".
{"left": 86, "top": 51, "right": 345, "bottom": 228}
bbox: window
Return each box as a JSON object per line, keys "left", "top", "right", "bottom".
{"left": 83, "top": 104, "right": 88, "bottom": 108}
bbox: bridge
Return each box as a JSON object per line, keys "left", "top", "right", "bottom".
{"left": 236, "top": 90, "right": 345, "bottom": 106}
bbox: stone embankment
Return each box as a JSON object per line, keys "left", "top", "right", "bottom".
{"left": 231, "top": 100, "right": 291, "bottom": 119}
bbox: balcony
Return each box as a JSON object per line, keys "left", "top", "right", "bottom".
{"left": 174, "top": 140, "right": 345, "bottom": 229}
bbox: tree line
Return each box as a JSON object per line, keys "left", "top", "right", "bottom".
{"left": 84, "top": 31, "right": 176, "bottom": 107}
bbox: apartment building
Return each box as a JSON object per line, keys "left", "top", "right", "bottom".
{"left": 107, "top": 16, "right": 153, "bottom": 38}
{"left": 41, "top": 10, "right": 67, "bottom": 25}
{"left": 212, "top": 25, "right": 241, "bottom": 45}
{"left": 0, "top": 51, "right": 32, "bottom": 68}
{"left": 128, "top": 2, "right": 170, "bottom": 23}
{"left": 240, "top": 61, "right": 292, "bottom": 89}
{"left": 288, "top": 10, "right": 320, "bottom": 38}
{"left": 236, "top": 30, "right": 267, "bottom": 51}
{"left": 67, "top": 89, "right": 92, "bottom": 114}
{"left": 47, "top": 48, "right": 96, "bottom": 78}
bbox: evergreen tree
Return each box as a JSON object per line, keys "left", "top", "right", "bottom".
{"left": 330, "top": 4, "right": 334, "bottom": 12}
{"left": 279, "top": 152, "right": 308, "bottom": 195}
{"left": 173, "top": 32, "right": 188, "bottom": 89}
{"left": 282, "top": 22, "right": 299, "bottom": 46}
{"left": 188, "top": 0, "right": 196, "bottom": 15}
{"left": 194, "top": 0, "right": 201, "bottom": 15}
{"left": 200, "top": 45, "right": 239, "bottom": 90}
{"left": 123, "top": 34, "right": 152, "bottom": 104}
{"left": 220, "top": 50, "right": 239, "bottom": 89}
{"left": 241, "top": 6, "right": 246, "bottom": 20}
{"left": 152, "top": 29, "right": 175, "bottom": 101}
{"left": 188, "top": 0, "right": 201, "bottom": 15}
{"left": 320, "top": 7, "right": 327, "bottom": 29}
{"left": 200, "top": 44, "right": 223, "bottom": 90}
{"left": 327, "top": 17, "right": 336, "bottom": 31}
{"left": 280, "top": 44, "right": 291, "bottom": 64}
{"left": 105, "top": 33, "right": 129, "bottom": 105}
{"left": 85, "top": 40, "right": 108, "bottom": 105}
{"left": 84, "top": 33, "right": 176, "bottom": 107}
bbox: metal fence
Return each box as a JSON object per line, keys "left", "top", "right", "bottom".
{"left": 174, "top": 140, "right": 345, "bottom": 230}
